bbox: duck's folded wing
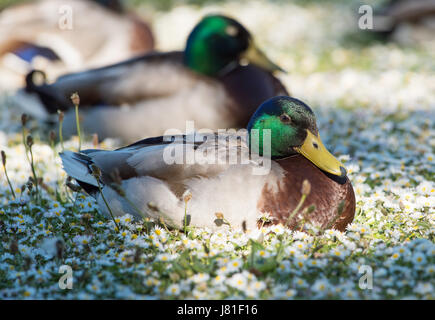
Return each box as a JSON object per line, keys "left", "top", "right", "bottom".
{"left": 61, "top": 132, "right": 255, "bottom": 190}
{"left": 25, "top": 51, "right": 187, "bottom": 113}
{"left": 106, "top": 133, "right": 251, "bottom": 181}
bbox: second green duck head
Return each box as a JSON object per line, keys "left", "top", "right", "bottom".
{"left": 184, "top": 14, "right": 284, "bottom": 77}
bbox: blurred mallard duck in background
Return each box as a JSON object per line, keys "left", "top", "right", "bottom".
{"left": 60, "top": 96, "right": 355, "bottom": 232}
{"left": 370, "top": 0, "right": 435, "bottom": 45}
{"left": 16, "top": 14, "right": 288, "bottom": 143}
{"left": 0, "top": 0, "right": 154, "bottom": 90}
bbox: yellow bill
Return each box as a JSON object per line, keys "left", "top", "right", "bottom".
{"left": 241, "top": 41, "right": 285, "bottom": 73}
{"left": 294, "top": 130, "right": 347, "bottom": 177}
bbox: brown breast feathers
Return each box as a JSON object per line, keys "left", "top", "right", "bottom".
{"left": 257, "top": 155, "right": 355, "bottom": 232}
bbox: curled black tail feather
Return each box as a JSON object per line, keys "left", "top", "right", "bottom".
{"left": 76, "top": 180, "right": 100, "bottom": 197}
{"left": 25, "top": 69, "right": 73, "bottom": 114}
{"left": 60, "top": 150, "right": 101, "bottom": 197}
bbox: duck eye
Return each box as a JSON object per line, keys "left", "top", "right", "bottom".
{"left": 225, "top": 25, "right": 238, "bottom": 37}
{"left": 279, "top": 114, "right": 292, "bottom": 123}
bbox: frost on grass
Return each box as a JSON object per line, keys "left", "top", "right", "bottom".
{"left": 0, "top": 0, "right": 434, "bottom": 299}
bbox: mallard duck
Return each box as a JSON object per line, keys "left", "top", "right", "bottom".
{"left": 60, "top": 96, "right": 355, "bottom": 232}
{"left": 370, "top": 0, "right": 435, "bottom": 44}
{"left": 0, "top": 0, "right": 154, "bottom": 90}
{"left": 17, "top": 14, "right": 287, "bottom": 143}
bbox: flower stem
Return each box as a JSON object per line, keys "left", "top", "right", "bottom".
{"left": 58, "top": 111, "right": 65, "bottom": 152}
{"left": 1, "top": 151, "right": 16, "bottom": 199}
{"left": 74, "top": 104, "right": 81, "bottom": 151}
{"left": 96, "top": 179, "right": 119, "bottom": 232}
{"left": 285, "top": 194, "right": 307, "bottom": 227}
{"left": 184, "top": 203, "right": 188, "bottom": 234}
{"left": 28, "top": 144, "right": 40, "bottom": 203}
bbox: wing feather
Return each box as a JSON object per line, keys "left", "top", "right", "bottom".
{"left": 84, "top": 132, "right": 253, "bottom": 183}
{"left": 51, "top": 51, "right": 187, "bottom": 104}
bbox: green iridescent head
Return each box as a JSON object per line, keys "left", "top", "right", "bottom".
{"left": 247, "top": 96, "right": 347, "bottom": 177}
{"left": 94, "top": 0, "right": 123, "bottom": 12}
{"left": 184, "top": 15, "right": 283, "bottom": 77}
